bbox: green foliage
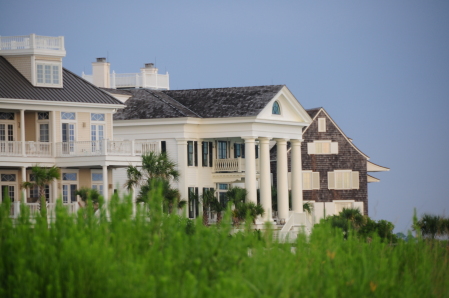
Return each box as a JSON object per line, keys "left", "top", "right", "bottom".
{"left": 1, "top": 190, "right": 448, "bottom": 297}
{"left": 21, "top": 164, "right": 60, "bottom": 202}
{"left": 320, "top": 208, "right": 397, "bottom": 243}
{"left": 226, "top": 187, "right": 264, "bottom": 225}
{"left": 415, "top": 213, "right": 449, "bottom": 238}
{"left": 75, "top": 187, "right": 102, "bottom": 204}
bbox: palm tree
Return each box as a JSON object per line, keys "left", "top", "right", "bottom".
{"left": 415, "top": 214, "right": 442, "bottom": 239}
{"left": 22, "top": 165, "right": 60, "bottom": 217}
{"left": 339, "top": 208, "right": 365, "bottom": 229}
{"left": 75, "top": 187, "right": 102, "bottom": 210}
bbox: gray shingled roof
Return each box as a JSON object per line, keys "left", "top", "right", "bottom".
{"left": 113, "top": 89, "right": 198, "bottom": 120}
{"left": 114, "top": 85, "right": 285, "bottom": 120}
{"left": 306, "top": 107, "right": 322, "bottom": 119}
{"left": 0, "top": 56, "right": 123, "bottom": 105}
{"left": 163, "top": 85, "right": 284, "bottom": 118}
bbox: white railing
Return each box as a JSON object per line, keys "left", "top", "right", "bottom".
{"left": 27, "top": 203, "right": 40, "bottom": 215}
{"left": 0, "top": 141, "right": 21, "bottom": 156}
{"left": 0, "top": 34, "right": 64, "bottom": 51}
{"left": 81, "top": 72, "right": 170, "bottom": 90}
{"left": 213, "top": 158, "right": 260, "bottom": 173}
{"left": 56, "top": 140, "right": 159, "bottom": 157}
{"left": 134, "top": 141, "right": 159, "bottom": 155}
{"left": 47, "top": 202, "right": 78, "bottom": 214}
{"left": 26, "top": 141, "right": 52, "bottom": 157}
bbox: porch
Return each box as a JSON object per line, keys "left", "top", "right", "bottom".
{"left": 213, "top": 157, "right": 260, "bottom": 173}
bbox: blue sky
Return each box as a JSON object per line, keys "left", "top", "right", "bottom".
{"left": 1, "top": 0, "right": 448, "bottom": 233}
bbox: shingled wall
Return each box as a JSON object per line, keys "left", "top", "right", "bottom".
{"left": 270, "top": 109, "right": 369, "bottom": 215}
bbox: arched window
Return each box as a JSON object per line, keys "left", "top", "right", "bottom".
{"left": 272, "top": 101, "right": 281, "bottom": 115}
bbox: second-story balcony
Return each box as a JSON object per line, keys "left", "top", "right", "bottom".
{"left": 0, "top": 140, "right": 158, "bottom": 158}
{"left": 213, "top": 158, "right": 260, "bottom": 173}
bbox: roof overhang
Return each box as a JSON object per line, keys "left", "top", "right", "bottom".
{"left": 367, "top": 174, "right": 380, "bottom": 183}
{"left": 0, "top": 97, "right": 125, "bottom": 111}
{"left": 367, "top": 161, "right": 390, "bottom": 172}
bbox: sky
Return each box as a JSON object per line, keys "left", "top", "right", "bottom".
{"left": 1, "top": 0, "right": 448, "bottom": 233}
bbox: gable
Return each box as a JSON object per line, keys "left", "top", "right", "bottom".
{"left": 256, "top": 86, "right": 312, "bottom": 123}
{"left": 303, "top": 108, "right": 369, "bottom": 159}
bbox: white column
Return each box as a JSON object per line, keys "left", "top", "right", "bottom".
{"left": 276, "top": 138, "right": 289, "bottom": 222}
{"left": 291, "top": 139, "right": 304, "bottom": 213}
{"left": 20, "top": 110, "right": 25, "bottom": 156}
{"left": 21, "top": 166, "right": 26, "bottom": 203}
{"left": 176, "top": 139, "right": 188, "bottom": 216}
{"left": 52, "top": 178, "right": 58, "bottom": 204}
{"left": 259, "top": 137, "right": 272, "bottom": 222}
{"left": 242, "top": 137, "right": 257, "bottom": 204}
{"left": 102, "top": 165, "right": 108, "bottom": 202}
{"left": 51, "top": 111, "right": 57, "bottom": 157}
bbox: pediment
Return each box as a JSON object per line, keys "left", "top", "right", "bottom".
{"left": 256, "top": 86, "right": 312, "bottom": 124}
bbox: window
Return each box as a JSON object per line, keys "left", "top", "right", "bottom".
{"left": 335, "top": 201, "right": 354, "bottom": 214}
{"left": 202, "top": 142, "right": 213, "bottom": 167}
{"left": 1, "top": 174, "right": 16, "bottom": 182}
{"left": 307, "top": 141, "right": 338, "bottom": 154}
{"left": 62, "top": 172, "right": 77, "bottom": 203}
{"left": 217, "top": 183, "right": 229, "bottom": 208}
{"left": 0, "top": 112, "right": 14, "bottom": 120}
{"left": 38, "top": 112, "right": 49, "bottom": 120}
{"left": 161, "top": 141, "right": 167, "bottom": 154}
{"left": 61, "top": 112, "right": 76, "bottom": 120}
{"left": 187, "top": 141, "right": 198, "bottom": 166}
{"left": 302, "top": 171, "right": 320, "bottom": 190}
{"left": 328, "top": 171, "right": 359, "bottom": 190}
{"left": 234, "top": 143, "right": 245, "bottom": 158}
{"left": 217, "top": 141, "right": 227, "bottom": 159}
{"left": 272, "top": 101, "right": 281, "bottom": 115}
{"left": 91, "top": 113, "right": 105, "bottom": 121}
{"left": 36, "top": 62, "right": 61, "bottom": 86}
{"left": 91, "top": 172, "right": 103, "bottom": 195}
{"left": 188, "top": 187, "right": 199, "bottom": 218}
{"left": 318, "top": 118, "right": 326, "bottom": 132}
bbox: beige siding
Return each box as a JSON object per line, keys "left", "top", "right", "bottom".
{"left": 79, "top": 169, "right": 91, "bottom": 189}
{"left": 5, "top": 56, "right": 32, "bottom": 82}
{"left": 24, "top": 112, "right": 36, "bottom": 141}
{"left": 106, "top": 113, "right": 113, "bottom": 139}
{"left": 77, "top": 112, "right": 90, "bottom": 141}
{"left": 35, "top": 56, "right": 62, "bottom": 62}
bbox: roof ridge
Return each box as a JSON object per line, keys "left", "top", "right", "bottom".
{"left": 144, "top": 89, "right": 201, "bottom": 118}
{"left": 166, "top": 84, "right": 285, "bottom": 92}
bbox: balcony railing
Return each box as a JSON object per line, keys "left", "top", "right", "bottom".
{"left": 82, "top": 72, "right": 170, "bottom": 90}
{"left": 213, "top": 158, "right": 260, "bottom": 173}
{"left": 0, "top": 34, "right": 64, "bottom": 51}
{"left": 0, "top": 140, "right": 158, "bottom": 158}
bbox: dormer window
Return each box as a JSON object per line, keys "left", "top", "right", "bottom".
{"left": 272, "top": 101, "right": 281, "bottom": 115}
{"left": 36, "top": 61, "right": 62, "bottom": 87}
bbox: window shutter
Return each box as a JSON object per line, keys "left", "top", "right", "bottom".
{"left": 302, "top": 172, "right": 311, "bottom": 190}
{"left": 234, "top": 143, "right": 238, "bottom": 158}
{"left": 255, "top": 145, "right": 259, "bottom": 159}
{"left": 318, "top": 118, "right": 326, "bottom": 132}
{"left": 331, "top": 142, "right": 339, "bottom": 154}
{"left": 312, "top": 172, "right": 320, "bottom": 189}
{"left": 209, "top": 142, "right": 213, "bottom": 167}
{"left": 194, "top": 141, "right": 198, "bottom": 166}
{"left": 352, "top": 171, "right": 359, "bottom": 189}
{"left": 161, "top": 141, "right": 166, "bottom": 153}
{"left": 307, "top": 142, "right": 315, "bottom": 154}
{"left": 328, "top": 172, "right": 335, "bottom": 189}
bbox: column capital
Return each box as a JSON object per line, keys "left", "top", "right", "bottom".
{"left": 290, "top": 139, "right": 304, "bottom": 144}
{"left": 258, "top": 137, "right": 272, "bottom": 142}
{"left": 274, "top": 138, "right": 289, "bottom": 144}
{"left": 241, "top": 136, "right": 257, "bottom": 141}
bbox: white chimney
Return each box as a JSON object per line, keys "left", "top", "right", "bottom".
{"left": 92, "top": 57, "right": 110, "bottom": 88}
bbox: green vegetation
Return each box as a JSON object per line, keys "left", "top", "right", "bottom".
{"left": 414, "top": 213, "right": 449, "bottom": 239}
{"left": 0, "top": 190, "right": 448, "bottom": 297}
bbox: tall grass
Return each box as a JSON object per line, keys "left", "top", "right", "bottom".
{"left": 0, "top": 189, "right": 448, "bottom": 297}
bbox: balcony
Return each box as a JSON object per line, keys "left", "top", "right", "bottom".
{"left": 0, "top": 34, "right": 65, "bottom": 57}
{"left": 0, "top": 140, "right": 158, "bottom": 158}
{"left": 82, "top": 71, "right": 170, "bottom": 90}
{"left": 213, "top": 158, "right": 260, "bottom": 173}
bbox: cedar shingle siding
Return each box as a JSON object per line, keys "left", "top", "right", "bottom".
{"left": 271, "top": 108, "right": 369, "bottom": 215}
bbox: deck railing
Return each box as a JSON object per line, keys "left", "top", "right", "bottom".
{"left": 213, "top": 158, "right": 260, "bottom": 173}
{"left": 82, "top": 72, "right": 169, "bottom": 90}
{"left": 0, "top": 34, "right": 64, "bottom": 51}
{"left": 0, "top": 140, "right": 158, "bottom": 158}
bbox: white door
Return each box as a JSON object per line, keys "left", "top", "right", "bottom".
{"left": 91, "top": 125, "right": 104, "bottom": 152}
{"left": 0, "top": 124, "right": 14, "bottom": 153}
{"left": 62, "top": 123, "right": 75, "bottom": 154}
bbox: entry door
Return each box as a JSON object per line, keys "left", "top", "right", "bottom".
{"left": 0, "top": 124, "right": 14, "bottom": 153}
{"left": 0, "top": 185, "right": 15, "bottom": 202}
{"left": 91, "top": 125, "right": 104, "bottom": 152}
{"left": 62, "top": 184, "right": 77, "bottom": 204}
{"left": 62, "top": 123, "right": 75, "bottom": 154}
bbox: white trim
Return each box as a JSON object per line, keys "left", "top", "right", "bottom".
{"left": 0, "top": 98, "right": 124, "bottom": 110}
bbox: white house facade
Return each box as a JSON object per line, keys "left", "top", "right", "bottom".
{"left": 110, "top": 86, "right": 313, "bottom": 226}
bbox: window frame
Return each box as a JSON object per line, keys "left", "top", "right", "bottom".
{"left": 272, "top": 101, "right": 281, "bottom": 115}
{"left": 36, "top": 61, "right": 62, "bottom": 87}
{"left": 328, "top": 170, "right": 359, "bottom": 190}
